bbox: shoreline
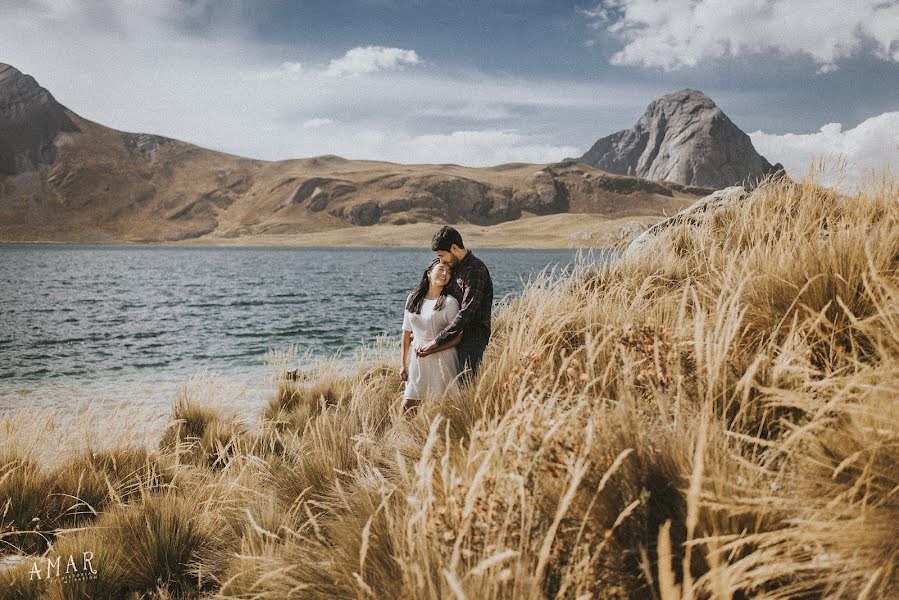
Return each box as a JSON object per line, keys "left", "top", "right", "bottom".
{"left": 0, "top": 213, "right": 659, "bottom": 250}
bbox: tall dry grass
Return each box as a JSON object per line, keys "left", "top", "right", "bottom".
{"left": 1, "top": 172, "right": 897, "bottom": 599}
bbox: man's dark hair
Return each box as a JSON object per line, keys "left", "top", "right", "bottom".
{"left": 431, "top": 226, "right": 464, "bottom": 252}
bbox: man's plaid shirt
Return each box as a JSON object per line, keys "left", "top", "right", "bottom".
{"left": 434, "top": 251, "right": 493, "bottom": 346}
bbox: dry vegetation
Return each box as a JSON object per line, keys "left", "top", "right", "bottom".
{"left": 1, "top": 173, "right": 897, "bottom": 599}
{"left": 177, "top": 213, "right": 664, "bottom": 250}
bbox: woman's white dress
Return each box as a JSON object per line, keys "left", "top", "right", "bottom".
{"left": 403, "top": 296, "right": 461, "bottom": 400}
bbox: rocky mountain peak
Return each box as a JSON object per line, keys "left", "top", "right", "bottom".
{"left": 650, "top": 88, "right": 716, "bottom": 111}
{"left": 577, "top": 88, "right": 781, "bottom": 189}
{"left": 0, "top": 62, "right": 76, "bottom": 175}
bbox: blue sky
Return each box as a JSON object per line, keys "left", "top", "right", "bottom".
{"left": 1, "top": 0, "right": 897, "bottom": 179}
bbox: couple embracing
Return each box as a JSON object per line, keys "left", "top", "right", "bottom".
{"left": 400, "top": 226, "right": 493, "bottom": 409}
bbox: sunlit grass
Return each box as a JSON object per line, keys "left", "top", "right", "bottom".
{"left": 1, "top": 170, "right": 897, "bottom": 598}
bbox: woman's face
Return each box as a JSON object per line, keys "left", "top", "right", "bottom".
{"left": 428, "top": 262, "right": 451, "bottom": 287}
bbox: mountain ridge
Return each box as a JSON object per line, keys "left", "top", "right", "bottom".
{"left": 0, "top": 64, "right": 724, "bottom": 244}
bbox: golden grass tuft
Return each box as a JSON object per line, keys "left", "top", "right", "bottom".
{"left": 40, "top": 490, "right": 238, "bottom": 599}
{"left": 159, "top": 380, "right": 248, "bottom": 470}
{"left": 0, "top": 453, "right": 56, "bottom": 555}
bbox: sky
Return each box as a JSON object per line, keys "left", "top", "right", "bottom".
{"left": 1, "top": 0, "right": 897, "bottom": 181}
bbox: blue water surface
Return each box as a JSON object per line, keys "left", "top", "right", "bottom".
{"left": 0, "top": 245, "right": 593, "bottom": 412}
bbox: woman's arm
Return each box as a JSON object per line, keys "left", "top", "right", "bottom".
{"left": 401, "top": 329, "right": 412, "bottom": 380}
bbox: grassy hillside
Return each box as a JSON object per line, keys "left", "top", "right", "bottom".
{"left": 1, "top": 173, "right": 897, "bottom": 599}
{"left": 0, "top": 109, "right": 704, "bottom": 245}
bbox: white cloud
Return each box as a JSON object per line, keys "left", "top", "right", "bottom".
{"left": 325, "top": 46, "right": 421, "bottom": 76}
{"left": 586, "top": 0, "right": 899, "bottom": 72}
{"left": 254, "top": 47, "right": 420, "bottom": 80}
{"left": 249, "top": 61, "right": 305, "bottom": 81}
{"left": 750, "top": 112, "right": 899, "bottom": 186}
{"left": 332, "top": 128, "right": 580, "bottom": 166}
{"left": 417, "top": 103, "right": 516, "bottom": 121}
{"left": 302, "top": 118, "right": 335, "bottom": 128}
{"left": 278, "top": 61, "right": 303, "bottom": 74}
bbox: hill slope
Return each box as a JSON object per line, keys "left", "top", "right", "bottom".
{"left": 0, "top": 63, "right": 708, "bottom": 244}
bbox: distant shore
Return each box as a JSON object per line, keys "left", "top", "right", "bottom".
{"left": 1, "top": 213, "right": 658, "bottom": 250}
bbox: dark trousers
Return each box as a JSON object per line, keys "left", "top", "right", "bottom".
{"left": 457, "top": 335, "right": 488, "bottom": 384}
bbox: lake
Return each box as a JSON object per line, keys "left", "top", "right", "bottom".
{"left": 0, "top": 245, "right": 595, "bottom": 415}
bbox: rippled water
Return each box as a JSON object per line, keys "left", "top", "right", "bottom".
{"left": 0, "top": 245, "right": 596, "bottom": 414}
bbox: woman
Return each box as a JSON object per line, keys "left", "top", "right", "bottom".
{"left": 401, "top": 259, "right": 462, "bottom": 409}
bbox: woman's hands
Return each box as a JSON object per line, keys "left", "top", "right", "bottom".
{"left": 415, "top": 342, "right": 437, "bottom": 357}
{"left": 400, "top": 364, "right": 408, "bottom": 381}
{"left": 416, "top": 333, "right": 463, "bottom": 357}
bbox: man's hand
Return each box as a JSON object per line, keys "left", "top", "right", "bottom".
{"left": 416, "top": 341, "right": 438, "bottom": 357}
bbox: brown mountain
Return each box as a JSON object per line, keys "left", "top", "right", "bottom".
{"left": 576, "top": 89, "right": 782, "bottom": 189}
{"left": 0, "top": 63, "right": 709, "bottom": 244}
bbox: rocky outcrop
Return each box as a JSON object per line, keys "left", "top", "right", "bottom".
{"left": 625, "top": 185, "right": 750, "bottom": 256}
{"left": 289, "top": 177, "right": 357, "bottom": 212}
{"left": 297, "top": 162, "right": 703, "bottom": 228}
{"left": 577, "top": 89, "right": 782, "bottom": 190}
{"left": 0, "top": 63, "right": 77, "bottom": 175}
{"left": 514, "top": 167, "right": 570, "bottom": 214}
{"left": 423, "top": 176, "right": 520, "bottom": 224}
{"left": 123, "top": 133, "right": 170, "bottom": 162}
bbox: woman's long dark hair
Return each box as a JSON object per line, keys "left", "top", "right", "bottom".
{"left": 406, "top": 258, "right": 450, "bottom": 314}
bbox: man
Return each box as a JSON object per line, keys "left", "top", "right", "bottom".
{"left": 416, "top": 226, "right": 493, "bottom": 379}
